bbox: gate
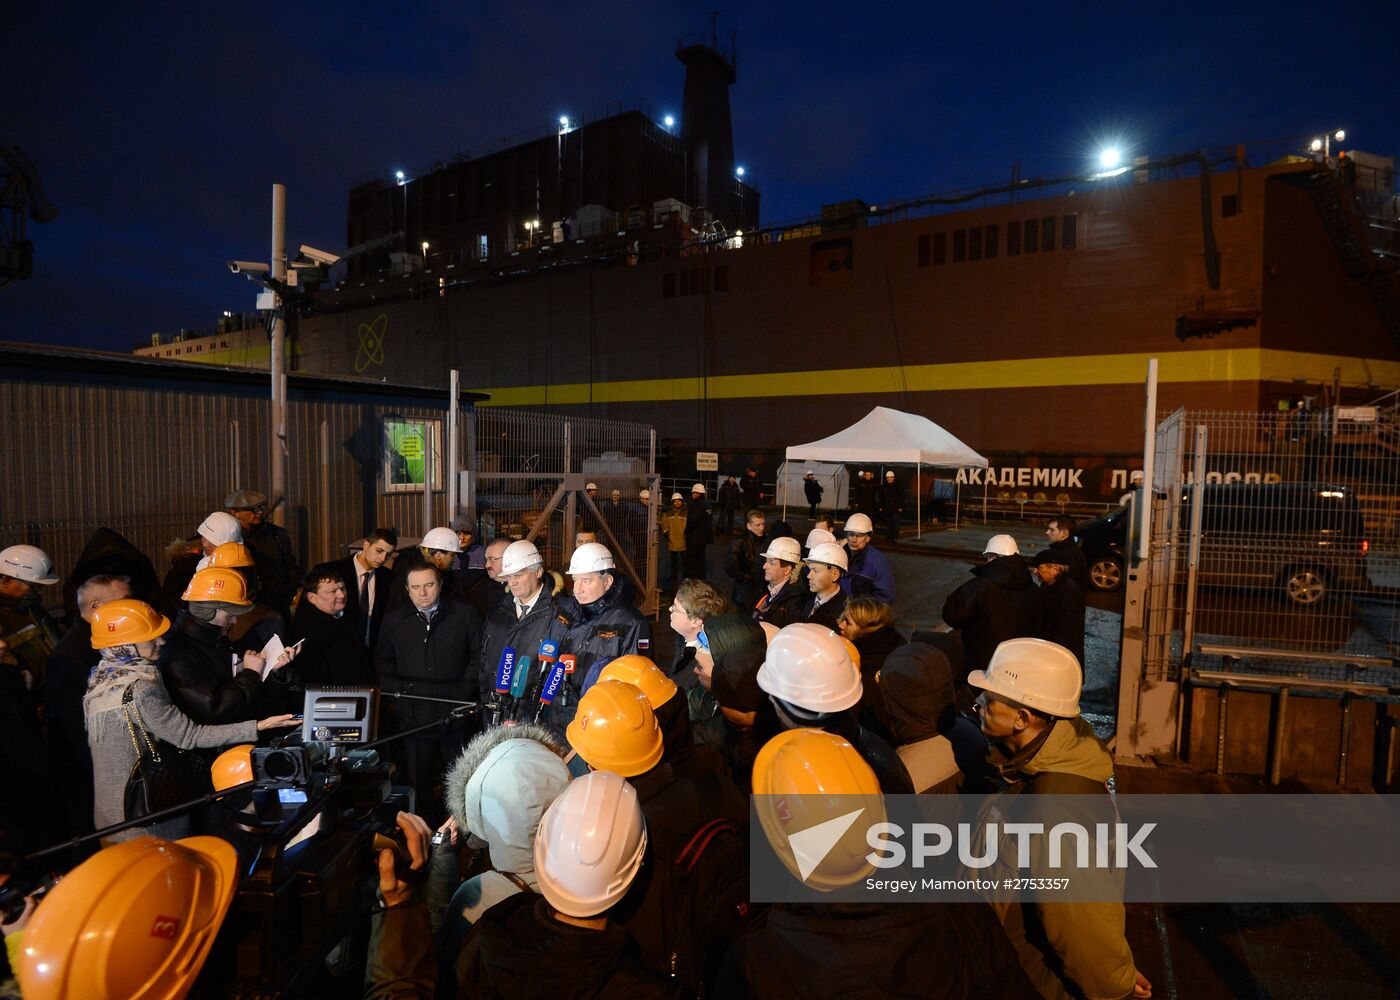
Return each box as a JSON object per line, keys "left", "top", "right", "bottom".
{"left": 1117, "top": 402, "right": 1400, "bottom": 786}
{"left": 467, "top": 409, "right": 660, "bottom": 615}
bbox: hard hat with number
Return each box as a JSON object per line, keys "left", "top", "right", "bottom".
{"left": 89, "top": 600, "right": 171, "bottom": 649}
{"left": 17, "top": 836, "right": 239, "bottom": 1000}
{"left": 181, "top": 567, "right": 254, "bottom": 607}
{"left": 565, "top": 680, "right": 663, "bottom": 777}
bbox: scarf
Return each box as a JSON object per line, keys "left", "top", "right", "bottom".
{"left": 84, "top": 649, "right": 159, "bottom": 717}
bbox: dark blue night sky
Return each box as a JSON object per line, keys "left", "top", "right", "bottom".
{"left": 7, "top": 1, "right": 1396, "bottom": 349}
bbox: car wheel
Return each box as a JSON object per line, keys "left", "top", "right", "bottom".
{"left": 1089, "top": 556, "right": 1123, "bottom": 591}
{"left": 1283, "top": 567, "right": 1328, "bottom": 606}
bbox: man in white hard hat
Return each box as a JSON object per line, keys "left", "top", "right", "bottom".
{"left": 753, "top": 536, "right": 806, "bottom": 629}
{"left": 477, "top": 539, "right": 567, "bottom": 727}
{"left": 557, "top": 542, "right": 650, "bottom": 730}
{"left": 968, "top": 637, "right": 1151, "bottom": 1000}
{"left": 840, "top": 512, "right": 895, "bottom": 604}
{"left": 801, "top": 542, "right": 849, "bottom": 631}
{"left": 682, "top": 483, "right": 713, "bottom": 582}
{"left": 942, "top": 534, "right": 1041, "bottom": 695}
{"left": 877, "top": 470, "right": 903, "bottom": 543}
{"left": 660, "top": 493, "right": 687, "bottom": 592}
{"left": 0, "top": 544, "right": 62, "bottom": 692}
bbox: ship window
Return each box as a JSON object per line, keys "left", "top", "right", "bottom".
{"left": 1062, "top": 214, "right": 1078, "bottom": 249}
{"left": 968, "top": 226, "right": 982, "bottom": 261}
{"left": 933, "top": 232, "right": 946, "bottom": 265}
{"left": 918, "top": 234, "right": 931, "bottom": 267}
{"left": 1221, "top": 194, "right": 1239, "bottom": 218}
{"left": 1041, "top": 217, "right": 1055, "bottom": 251}
{"left": 984, "top": 224, "right": 998, "bottom": 259}
{"left": 1023, "top": 219, "right": 1038, "bottom": 253}
{"left": 1007, "top": 221, "right": 1021, "bottom": 256}
{"left": 714, "top": 265, "right": 728, "bottom": 292}
{"left": 663, "top": 272, "right": 676, "bottom": 298}
{"left": 952, "top": 229, "right": 966, "bottom": 263}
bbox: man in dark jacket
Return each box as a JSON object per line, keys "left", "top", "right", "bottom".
{"left": 880, "top": 642, "right": 991, "bottom": 793}
{"left": 739, "top": 467, "right": 762, "bottom": 510}
{"left": 160, "top": 568, "right": 282, "bottom": 725}
{"left": 683, "top": 484, "right": 714, "bottom": 581}
{"left": 290, "top": 564, "right": 375, "bottom": 687}
{"left": 850, "top": 469, "right": 877, "bottom": 517}
{"left": 800, "top": 542, "right": 849, "bottom": 631}
{"left": 558, "top": 543, "right": 651, "bottom": 732}
{"left": 327, "top": 528, "right": 398, "bottom": 652}
{"left": 1045, "top": 515, "right": 1090, "bottom": 595}
{"left": 941, "top": 534, "right": 1041, "bottom": 684}
{"left": 477, "top": 540, "right": 564, "bottom": 727}
{"left": 718, "top": 726, "right": 1037, "bottom": 998}
{"left": 1032, "top": 548, "right": 1086, "bottom": 672}
{"left": 375, "top": 564, "right": 482, "bottom": 823}
{"left": 841, "top": 512, "right": 896, "bottom": 603}
{"left": 753, "top": 536, "right": 807, "bottom": 629}
{"left": 802, "top": 471, "right": 824, "bottom": 519}
{"left": 226, "top": 489, "right": 300, "bottom": 620}
{"left": 45, "top": 573, "right": 131, "bottom": 834}
{"left": 717, "top": 475, "right": 741, "bottom": 533}
{"left": 724, "top": 510, "right": 767, "bottom": 611}
{"left": 877, "top": 470, "right": 904, "bottom": 543}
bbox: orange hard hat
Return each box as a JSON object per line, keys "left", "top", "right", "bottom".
{"left": 90, "top": 599, "right": 171, "bottom": 649}
{"left": 565, "top": 680, "right": 663, "bottom": 777}
{"left": 181, "top": 567, "right": 253, "bottom": 607}
{"left": 598, "top": 654, "right": 677, "bottom": 709}
{"left": 211, "top": 744, "right": 255, "bottom": 792}
{"left": 17, "top": 835, "right": 239, "bottom": 1000}
{"left": 206, "top": 541, "right": 255, "bottom": 569}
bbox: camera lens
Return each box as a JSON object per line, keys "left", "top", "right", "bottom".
{"left": 263, "top": 749, "right": 298, "bottom": 781}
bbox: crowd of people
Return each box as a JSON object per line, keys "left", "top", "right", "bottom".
{"left": 0, "top": 481, "right": 1149, "bottom": 998}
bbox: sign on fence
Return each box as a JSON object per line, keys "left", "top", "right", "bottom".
{"left": 696, "top": 451, "right": 718, "bottom": 472}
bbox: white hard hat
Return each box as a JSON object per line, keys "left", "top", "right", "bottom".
{"left": 984, "top": 533, "right": 1019, "bottom": 557}
{"left": 420, "top": 526, "right": 462, "bottom": 553}
{"left": 534, "top": 770, "right": 647, "bottom": 918}
{"left": 844, "top": 512, "right": 873, "bottom": 534}
{"left": 761, "top": 537, "right": 802, "bottom": 564}
{"left": 568, "top": 542, "right": 615, "bottom": 575}
{"left": 804, "top": 528, "right": 836, "bottom": 549}
{"left": 885, "top": 471, "right": 895, "bottom": 479}
{"left": 197, "top": 511, "right": 242, "bottom": 547}
{"left": 0, "top": 545, "right": 59, "bottom": 586}
{"left": 639, "top": 489, "right": 650, "bottom": 501}
{"left": 670, "top": 492, "right": 684, "bottom": 501}
{"left": 759, "top": 621, "right": 779, "bottom": 646}
{"left": 968, "top": 637, "right": 1082, "bottom": 717}
{"left": 586, "top": 482, "right": 598, "bottom": 490}
{"left": 500, "top": 539, "right": 543, "bottom": 576}
{"left": 806, "top": 541, "right": 848, "bottom": 571}
{"left": 691, "top": 483, "right": 706, "bottom": 494}
{"left": 757, "top": 623, "right": 862, "bottom": 715}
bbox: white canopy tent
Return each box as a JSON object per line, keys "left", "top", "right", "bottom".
{"left": 783, "top": 406, "right": 988, "bottom": 538}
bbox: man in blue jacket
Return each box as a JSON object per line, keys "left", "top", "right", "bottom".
{"left": 840, "top": 513, "right": 896, "bottom": 604}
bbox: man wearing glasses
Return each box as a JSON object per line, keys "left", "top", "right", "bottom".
{"left": 840, "top": 512, "right": 896, "bottom": 604}
{"left": 225, "top": 489, "right": 300, "bottom": 619}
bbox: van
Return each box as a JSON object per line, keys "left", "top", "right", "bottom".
{"left": 1076, "top": 483, "right": 1368, "bottom": 605}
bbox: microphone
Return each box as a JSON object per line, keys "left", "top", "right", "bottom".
{"left": 510, "top": 654, "right": 533, "bottom": 700}
{"left": 494, "top": 647, "right": 517, "bottom": 695}
{"left": 537, "top": 639, "right": 559, "bottom": 669}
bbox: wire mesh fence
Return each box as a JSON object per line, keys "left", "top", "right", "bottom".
{"left": 1139, "top": 405, "right": 1400, "bottom": 689}
{"left": 469, "top": 409, "right": 657, "bottom": 606}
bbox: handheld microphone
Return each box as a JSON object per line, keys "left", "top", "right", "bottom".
{"left": 494, "top": 647, "right": 517, "bottom": 695}
{"left": 510, "top": 654, "right": 532, "bottom": 699}
{"left": 537, "top": 638, "right": 558, "bottom": 668}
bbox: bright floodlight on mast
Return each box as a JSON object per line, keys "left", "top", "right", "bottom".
{"left": 663, "top": 115, "right": 675, "bottom": 129}
{"left": 395, "top": 170, "right": 406, "bottom": 185}
{"left": 735, "top": 165, "right": 746, "bottom": 178}
{"left": 1098, "top": 147, "right": 1122, "bottom": 170}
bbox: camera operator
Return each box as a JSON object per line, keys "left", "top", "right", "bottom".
{"left": 375, "top": 565, "right": 483, "bottom": 825}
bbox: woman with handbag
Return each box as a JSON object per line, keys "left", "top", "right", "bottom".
{"left": 83, "top": 598, "right": 295, "bottom": 843}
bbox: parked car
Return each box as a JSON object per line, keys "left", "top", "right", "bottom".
{"left": 1076, "top": 483, "right": 1369, "bottom": 606}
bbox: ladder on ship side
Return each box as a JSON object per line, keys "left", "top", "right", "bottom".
{"left": 1303, "top": 168, "right": 1400, "bottom": 352}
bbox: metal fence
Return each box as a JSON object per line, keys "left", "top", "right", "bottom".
{"left": 1137, "top": 406, "right": 1400, "bottom": 688}
{"left": 468, "top": 408, "right": 659, "bottom": 613}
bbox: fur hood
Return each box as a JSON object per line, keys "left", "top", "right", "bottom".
{"left": 444, "top": 723, "right": 571, "bottom": 883}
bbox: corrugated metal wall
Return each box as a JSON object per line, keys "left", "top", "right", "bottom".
{"left": 0, "top": 371, "right": 456, "bottom": 612}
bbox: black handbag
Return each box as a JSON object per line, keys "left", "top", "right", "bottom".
{"left": 120, "top": 684, "right": 213, "bottom": 821}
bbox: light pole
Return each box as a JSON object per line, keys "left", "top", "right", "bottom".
{"left": 1310, "top": 129, "right": 1346, "bottom": 158}
{"left": 269, "top": 184, "right": 287, "bottom": 527}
